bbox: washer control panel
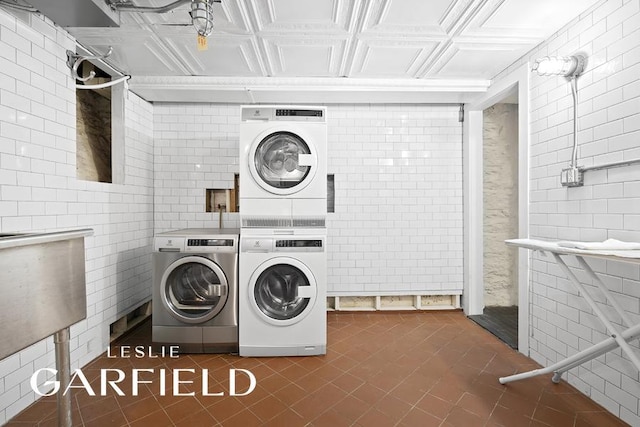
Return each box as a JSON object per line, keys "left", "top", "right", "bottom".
{"left": 154, "top": 236, "right": 238, "bottom": 253}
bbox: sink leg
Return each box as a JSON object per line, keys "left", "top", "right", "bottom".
{"left": 54, "top": 328, "right": 72, "bottom": 427}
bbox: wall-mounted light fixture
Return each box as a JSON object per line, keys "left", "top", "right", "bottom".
{"left": 532, "top": 54, "right": 587, "bottom": 187}
{"left": 531, "top": 56, "right": 585, "bottom": 78}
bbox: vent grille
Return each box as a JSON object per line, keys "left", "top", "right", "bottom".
{"left": 242, "top": 217, "right": 325, "bottom": 228}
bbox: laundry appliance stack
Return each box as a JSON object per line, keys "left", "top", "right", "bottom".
{"left": 238, "top": 105, "right": 328, "bottom": 357}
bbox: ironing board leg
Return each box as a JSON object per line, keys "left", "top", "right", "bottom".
{"left": 499, "top": 252, "right": 640, "bottom": 385}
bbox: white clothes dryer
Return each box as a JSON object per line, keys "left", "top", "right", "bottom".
{"left": 239, "top": 106, "right": 327, "bottom": 222}
{"left": 239, "top": 228, "right": 327, "bottom": 357}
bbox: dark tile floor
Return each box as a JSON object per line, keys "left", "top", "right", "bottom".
{"left": 6, "top": 311, "right": 629, "bottom": 426}
{"left": 469, "top": 306, "right": 519, "bottom": 349}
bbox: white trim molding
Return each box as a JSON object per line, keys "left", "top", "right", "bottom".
{"left": 127, "top": 75, "right": 490, "bottom": 103}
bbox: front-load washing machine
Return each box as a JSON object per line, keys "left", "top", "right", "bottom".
{"left": 239, "top": 228, "right": 327, "bottom": 356}
{"left": 239, "top": 105, "right": 327, "bottom": 223}
{"left": 153, "top": 228, "right": 239, "bottom": 353}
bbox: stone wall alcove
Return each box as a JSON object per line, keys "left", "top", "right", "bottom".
{"left": 76, "top": 62, "right": 113, "bottom": 183}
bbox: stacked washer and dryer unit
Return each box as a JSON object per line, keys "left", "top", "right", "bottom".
{"left": 238, "top": 105, "right": 328, "bottom": 357}
{"left": 150, "top": 106, "right": 327, "bottom": 357}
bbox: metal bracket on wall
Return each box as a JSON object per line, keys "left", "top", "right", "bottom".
{"left": 66, "top": 47, "right": 113, "bottom": 82}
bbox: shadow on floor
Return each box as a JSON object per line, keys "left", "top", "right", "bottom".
{"left": 469, "top": 305, "right": 518, "bottom": 349}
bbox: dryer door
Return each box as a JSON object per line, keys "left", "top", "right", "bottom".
{"left": 161, "top": 256, "right": 229, "bottom": 324}
{"left": 248, "top": 257, "right": 317, "bottom": 326}
{"left": 248, "top": 127, "right": 318, "bottom": 195}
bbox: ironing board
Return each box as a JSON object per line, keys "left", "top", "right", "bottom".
{"left": 499, "top": 238, "right": 640, "bottom": 385}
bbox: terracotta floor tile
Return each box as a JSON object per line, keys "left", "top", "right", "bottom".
{"left": 128, "top": 408, "right": 173, "bottom": 427}
{"left": 164, "top": 394, "right": 206, "bottom": 423}
{"left": 5, "top": 312, "right": 632, "bottom": 427}
{"left": 261, "top": 408, "right": 306, "bottom": 427}
{"left": 311, "top": 408, "right": 354, "bottom": 427}
{"left": 442, "top": 406, "right": 485, "bottom": 426}
{"left": 428, "top": 378, "right": 466, "bottom": 404}
{"left": 487, "top": 404, "right": 532, "bottom": 426}
{"left": 206, "top": 396, "right": 246, "bottom": 421}
{"left": 34, "top": 409, "right": 84, "bottom": 427}
{"left": 332, "top": 372, "right": 366, "bottom": 394}
{"left": 7, "top": 400, "right": 57, "bottom": 423}
{"left": 397, "top": 407, "right": 442, "bottom": 427}
{"left": 532, "top": 404, "right": 576, "bottom": 427}
{"left": 415, "top": 392, "right": 453, "bottom": 420}
{"left": 77, "top": 395, "right": 120, "bottom": 424}
{"left": 457, "top": 391, "right": 496, "bottom": 419}
{"left": 271, "top": 382, "right": 307, "bottom": 406}
{"left": 331, "top": 394, "right": 371, "bottom": 423}
{"left": 374, "top": 393, "right": 413, "bottom": 420}
{"left": 82, "top": 408, "right": 129, "bottom": 427}
{"left": 574, "top": 410, "right": 630, "bottom": 427}
{"left": 173, "top": 408, "right": 219, "bottom": 427}
{"left": 350, "top": 383, "right": 387, "bottom": 406}
{"left": 248, "top": 394, "right": 289, "bottom": 422}
{"left": 354, "top": 407, "right": 398, "bottom": 427}
{"left": 222, "top": 408, "right": 263, "bottom": 427}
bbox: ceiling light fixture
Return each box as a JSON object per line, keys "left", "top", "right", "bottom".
{"left": 532, "top": 54, "right": 587, "bottom": 187}
{"left": 190, "top": 0, "right": 214, "bottom": 37}
{"left": 107, "top": 0, "right": 219, "bottom": 38}
{"left": 531, "top": 55, "right": 585, "bottom": 78}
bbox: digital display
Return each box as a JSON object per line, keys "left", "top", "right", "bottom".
{"left": 276, "top": 109, "right": 323, "bottom": 117}
{"left": 276, "top": 240, "right": 323, "bottom": 248}
{"left": 188, "top": 239, "right": 234, "bottom": 247}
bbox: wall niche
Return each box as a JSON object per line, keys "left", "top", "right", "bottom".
{"left": 76, "top": 61, "right": 112, "bottom": 183}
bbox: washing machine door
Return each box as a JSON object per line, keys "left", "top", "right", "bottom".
{"left": 248, "top": 127, "right": 318, "bottom": 195}
{"left": 161, "top": 256, "right": 229, "bottom": 324}
{"left": 249, "top": 257, "right": 317, "bottom": 326}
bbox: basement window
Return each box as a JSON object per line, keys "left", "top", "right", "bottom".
{"left": 75, "top": 61, "right": 125, "bottom": 184}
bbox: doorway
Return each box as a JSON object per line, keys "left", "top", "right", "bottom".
{"left": 462, "top": 62, "right": 530, "bottom": 355}
{"left": 469, "top": 100, "right": 519, "bottom": 349}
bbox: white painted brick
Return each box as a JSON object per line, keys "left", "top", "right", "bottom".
{"left": 608, "top": 0, "right": 640, "bottom": 29}
{"left": 594, "top": 119, "right": 624, "bottom": 140}
{"left": 593, "top": 214, "right": 624, "bottom": 229}
{"left": 608, "top": 62, "right": 640, "bottom": 91}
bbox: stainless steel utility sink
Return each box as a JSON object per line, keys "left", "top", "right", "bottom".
{"left": 0, "top": 229, "right": 93, "bottom": 360}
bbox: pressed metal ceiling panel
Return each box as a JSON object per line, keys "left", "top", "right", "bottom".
{"left": 271, "top": 0, "right": 335, "bottom": 22}
{"left": 265, "top": 38, "right": 345, "bottom": 76}
{"left": 364, "top": 0, "right": 452, "bottom": 34}
{"left": 463, "top": 0, "right": 601, "bottom": 38}
{"left": 165, "top": 37, "right": 261, "bottom": 76}
{"left": 60, "top": 0, "right": 602, "bottom": 102}
{"left": 252, "top": 0, "right": 350, "bottom": 32}
{"left": 433, "top": 42, "right": 531, "bottom": 79}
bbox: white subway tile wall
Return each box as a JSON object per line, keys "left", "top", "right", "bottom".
{"left": 494, "top": 0, "right": 640, "bottom": 423}
{"left": 326, "top": 105, "right": 464, "bottom": 295}
{"left": 0, "top": 10, "right": 154, "bottom": 423}
{"left": 153, "top": 104, "right": 464, "bottom": 295}
{"left": 153, "top": 104, "right": 240, "bottom": 231}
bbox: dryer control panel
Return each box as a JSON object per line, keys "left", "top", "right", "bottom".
{"left": 241, "top": 237, "right": 325, "bottom": 253}
{"left": 241, "top": 106, "right": 326, "bottom": 123}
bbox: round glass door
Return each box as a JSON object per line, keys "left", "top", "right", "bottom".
{"left": 161, "top": 256, "right": 228, "bottom": 324}
{"left": 250, "top": 131, "right": 316, "bottom": 194}
{"left": 250, "top": 258, "right": 317, "bottom": 325}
